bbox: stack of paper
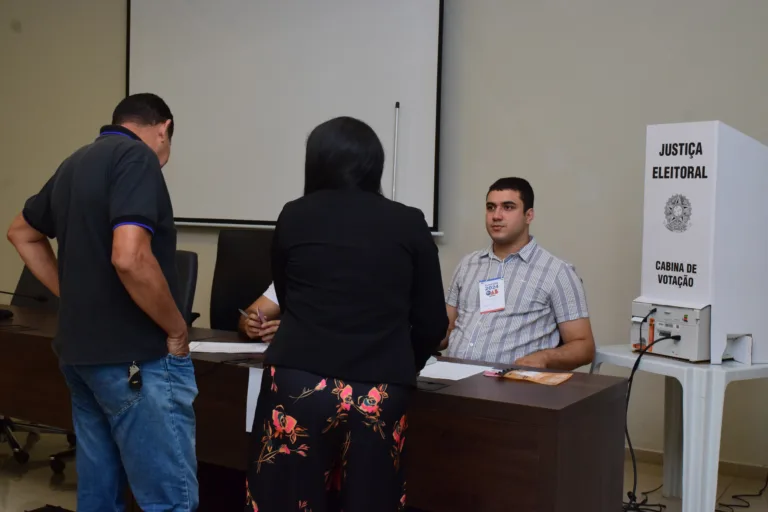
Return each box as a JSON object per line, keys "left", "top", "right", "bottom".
{"left": 189, "top": 341, "right": 267, "bottom": 354}
{"left": 419, "top": 361, "right": 494, "bottom": 381}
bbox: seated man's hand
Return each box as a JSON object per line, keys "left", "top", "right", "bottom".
{"left": 514, "top": 351, "right": 550, "bottom": 369}
{"left": 244, "top": 312, "right": 263, "bottom": 340}
{"left": 257, "top": 319, "right": 281, "bottom": 343}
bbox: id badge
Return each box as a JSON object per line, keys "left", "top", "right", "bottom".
{"left": 478, "top": 277, "right": 505, "bottom": 314}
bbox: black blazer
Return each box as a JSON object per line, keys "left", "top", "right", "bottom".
{"left": 264, "top": 189, "right": 448, "bottom": 386}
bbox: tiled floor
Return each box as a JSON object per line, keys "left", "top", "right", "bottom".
{"left": 623, "top": 459, "right": 768, "bottom": 512}
{"left": 0, "top": 432, "right": 767, "bottom": 512}
{"left": 0, "top": 432, "right": 77, "bottom": 512}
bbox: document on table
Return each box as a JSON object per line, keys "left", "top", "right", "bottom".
{"left": 419, "top": 361, "right": 495, "bottom": 381}
{"left": 246, "top": 368, "right": 264, "bottom": 432}
{"left": 189, "top": 341, "right": 267, "bottom": 354}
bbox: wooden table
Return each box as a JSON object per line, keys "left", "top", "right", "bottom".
{"left": 0, "top": 305, "right": 627, "bottom": 512}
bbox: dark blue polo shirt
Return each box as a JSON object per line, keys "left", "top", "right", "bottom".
{"left": 22, "top": 125, "right": 178, "bottom": 365}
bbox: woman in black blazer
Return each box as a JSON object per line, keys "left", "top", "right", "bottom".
{"left": 245, "top": 117, "right": 448, "bottom": 512}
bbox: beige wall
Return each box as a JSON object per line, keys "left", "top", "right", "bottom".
{"left": 0, "top": 0, "right": 129, "bottom": 291}
{"left": 3, "top": 0, "right": 768, "bottom": 466}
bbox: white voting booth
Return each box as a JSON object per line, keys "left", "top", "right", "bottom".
{"left": 631, "top": 121, "right": 768, "bottom": 364}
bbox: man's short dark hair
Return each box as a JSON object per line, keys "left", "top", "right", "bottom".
{"left": 112, "top": 93, "right": 174, "bottom": 138}
{"left": 304, "top": 116, "right": 385, "bottom": 196}
{"left": 487, "top": 177, "right": 534, "bottom": 211}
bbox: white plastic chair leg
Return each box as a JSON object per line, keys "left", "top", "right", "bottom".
{"left": 699, "top": 371, "right": 726, "bottom": 512}
{"left": 681, "top": 369, "right": 726, "bottom": 512}
{"left": 662, "top": 375, "right": 683, "bottom": 498}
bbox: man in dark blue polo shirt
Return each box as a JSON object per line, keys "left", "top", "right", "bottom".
{"left": 6, "top": 93, "right": 198, "bottom": 511}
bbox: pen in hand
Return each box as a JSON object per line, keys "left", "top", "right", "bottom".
{"left": 239, "top": 308, "right": 274, "bottom": 342}
{"left": 239, "top": 308, "right": 266, "bottom": 322}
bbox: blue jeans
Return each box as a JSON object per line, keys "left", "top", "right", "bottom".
{"left": 60, "top": 353, "right": 199, "bottom": 512}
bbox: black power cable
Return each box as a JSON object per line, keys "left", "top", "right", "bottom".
{"left": 640, "top": 483, "right": 663, "bottom": 499}
{"left": 716, "top": 471, "right": 768, "bottom": 512}
{"left": 624, "top": 308, "right": 659, "bottom": 510}
{"left": 623, "top": 331, "right": 680, "bottom": 512}
{"left": 625, "top": 308, "right": 768, "bottom": 512}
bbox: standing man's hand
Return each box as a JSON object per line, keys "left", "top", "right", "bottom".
{"left": 167, "top": 327, "right": 190, "bottom": 357}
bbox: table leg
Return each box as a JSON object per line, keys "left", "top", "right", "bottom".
{"left": 662, "top": 376, "right": 683, "bottom": 498}
{"left": 680, "top": 370, "right": 726, "bottom": 512}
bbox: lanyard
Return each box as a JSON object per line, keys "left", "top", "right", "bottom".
{"left": 485, "top": 255, "right": 509, "bottom": 281}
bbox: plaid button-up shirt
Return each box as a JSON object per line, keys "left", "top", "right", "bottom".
{"left": 445, "top": 237, "right": 589, "bottom": 364}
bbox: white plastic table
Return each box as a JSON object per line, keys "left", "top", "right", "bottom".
{"left": 591, "top": 344, "right": 768, "bottom": 512}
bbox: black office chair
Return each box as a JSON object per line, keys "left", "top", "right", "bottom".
{"left": 210, "top": 229, "right": 274, "bottom": 331}
{"left": 0, "top": 267, "right": 74, "bottom": 471}
{"left": 176, "top": 250, "right": 200, "bottom": 326}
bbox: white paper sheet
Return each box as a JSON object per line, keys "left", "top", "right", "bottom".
{"left": 246, "top": 368, "right": 264, "bottom": 432}
{"left": 189, "top": 341, "right": 268, "bottom": 354}
{"left": 418, "top": 361, "right": 494, "bottom": 381}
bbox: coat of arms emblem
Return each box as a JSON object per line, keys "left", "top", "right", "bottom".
{"left": 664, "top": 194, "right": 692, "bottom": 232}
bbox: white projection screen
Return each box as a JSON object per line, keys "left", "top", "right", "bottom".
{"left": 128, "top": 0, "right": 443, "bottom": 229}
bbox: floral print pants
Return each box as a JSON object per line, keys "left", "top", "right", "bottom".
{"left": 245, "top": 366, "right": 409, "bottom": 512}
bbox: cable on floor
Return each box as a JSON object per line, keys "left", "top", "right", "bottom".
{"left": 716, "top": 471, "right": 768, "bottom": 512}
{"left": 621, "top": 483, "right": 666, "bottom": 512}
{"left": 623, "top": 321, "right": 678, "bottom": 511}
